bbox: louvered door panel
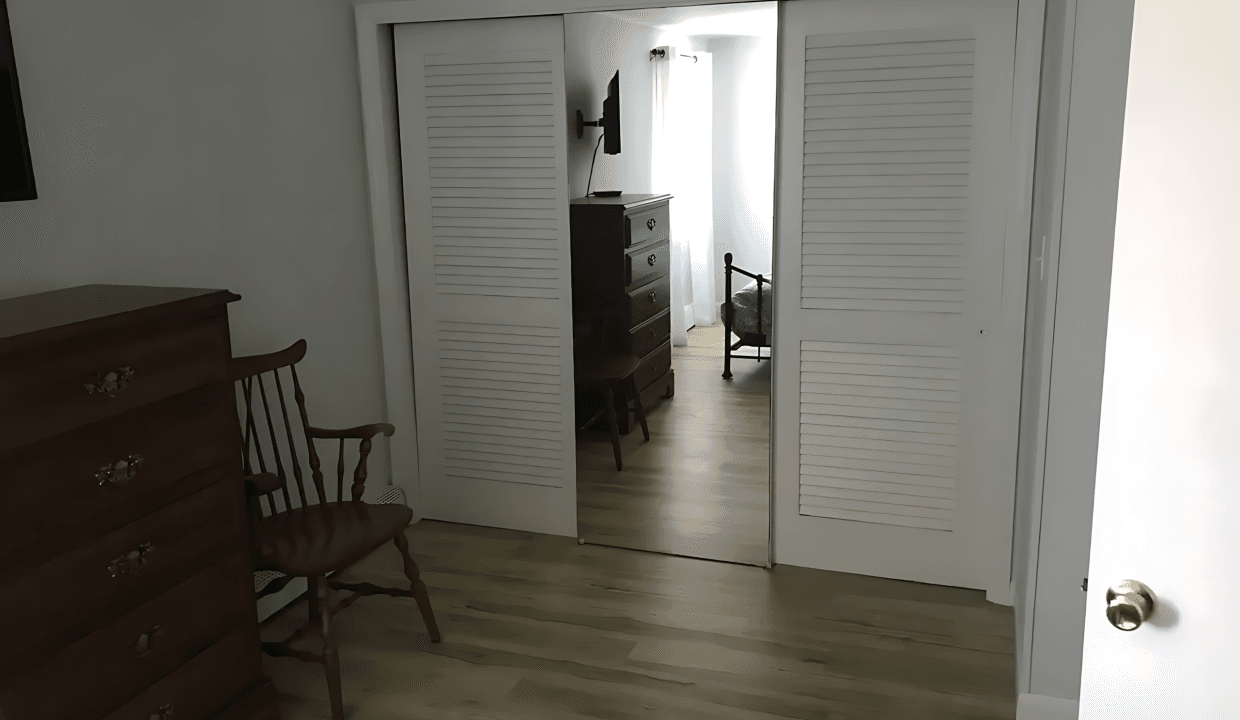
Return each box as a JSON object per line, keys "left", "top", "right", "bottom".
{"left": 773, "top": 0, "right": 1027, "bottom": 595}
{"left": 799, "top": 340, "right": 959, "bottom": 531}
{"left": 396, "top": 16, "right": 576, "bottom": 537}
{"left": 439, "top": 321, "right": 565, "bottom": 488}
{"left": 424, "top": 53, "right": 563, "bottom": 299}
{"left": 801, "top": 30, "right": 974, "bottom": 314}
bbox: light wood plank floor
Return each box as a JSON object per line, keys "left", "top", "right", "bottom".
{"left": 576, "top": 325, "right": 771, "bottom": 566}
{"left": 262, "top": 520, "right": 1017, "bottom": 719}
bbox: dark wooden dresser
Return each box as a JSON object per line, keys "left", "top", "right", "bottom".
{"left": 570, "top": 194, "right": 675, "bottom": 433}
{"left": 0, "top": 285, "right": 278, "bottom": 720}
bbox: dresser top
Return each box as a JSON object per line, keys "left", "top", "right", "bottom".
{"left": 570, "top": 193, "right": 672, "bottom": 209}
{"left": 0, "top": 284, "right": 239, "bottom": 352}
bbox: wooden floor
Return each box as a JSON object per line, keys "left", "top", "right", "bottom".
{"left": 262, "top": 520, "right": 1018, "bottom": 719}
{"left": 576, "top": 325, "right": 772, "bottom": 566}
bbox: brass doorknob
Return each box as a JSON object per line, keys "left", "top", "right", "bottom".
{"left": 1105, "top": 579, "right": 1157, "bottom": 631}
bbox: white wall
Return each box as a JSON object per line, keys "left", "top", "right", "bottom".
{"left": 564, "top": 14, "right": 700, "bottom": 199}
{"left": 0, "top": 0, "right": 395, "bottom": 503}
{"left": 704, "top": 33, "right": 775, "bottom": 297}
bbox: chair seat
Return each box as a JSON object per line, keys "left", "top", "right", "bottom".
{"left": 251, "top": 501, "right": 414, "bottom": 577}
{"left": 575, "top": 352, "right": 641, "bottom": 385}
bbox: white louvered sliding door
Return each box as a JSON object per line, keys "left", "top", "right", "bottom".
{"left": 772, "top": 0, "right": 1027, "bottom": 595}
{"left": 394, "top": 16, "right": 576, "bottom": 536}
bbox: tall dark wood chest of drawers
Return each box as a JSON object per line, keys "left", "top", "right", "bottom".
{"left": 570, "top": 194, "right": 676, "bottom": 433}
{"left": 0, "top": 285, "right": 278, "bottom": 720}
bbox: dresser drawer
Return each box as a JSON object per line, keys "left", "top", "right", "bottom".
{"left": 628, "top": 310, "right": 671, "bottom": 359}
{"left": 625, "top": 239, "right": 669, "bottom": 291}
{"left": 1, "top": 552, "right": 254, "bottom": 720}
{"left": 0, "top": 383, "right": 240, "bottom": 570}
{"left": 0, "top": 478, "right": 246, "bottom": 673}
{"left": 0, "top": 312, "right": 231, "bottom": 454}
{"left": 634, "top": 341, "right": 672, "bottom": 392}
{"left": 626, "top": 276, "right": 670, "bottom": 328}
{"left": 102, "top": 622, "right": 263, "bottom": 720}
{"left": 625, "top": 204, "right": 669, "bottom": 249}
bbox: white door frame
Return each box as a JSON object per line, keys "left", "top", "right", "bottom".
{"left": 354, "top": 0, "right": 1046, "bottom": 591}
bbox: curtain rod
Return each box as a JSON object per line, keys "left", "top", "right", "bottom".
{"left": 649, "top": 48, "right": 698, "bottom": 62}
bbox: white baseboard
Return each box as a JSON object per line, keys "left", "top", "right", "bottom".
{"left": 256, "top": 576, "right": 308, "bottom": 623}
{"left": 1017, "top": 693, "right": 1079, "bottom": 720}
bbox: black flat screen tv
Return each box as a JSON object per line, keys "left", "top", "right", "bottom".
{"left": 0, "top": 0, "right": 35, "bottom": 201}
{"left": 601, "top": 70, "right": 620, "bottom": 155}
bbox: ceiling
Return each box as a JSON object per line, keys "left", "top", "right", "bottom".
{"left": 603, "top": 2, "right": 777, "bottom": 38}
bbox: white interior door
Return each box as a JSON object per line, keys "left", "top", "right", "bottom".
{"left": 772, "top": 0, "right": 1027, "bottom": 595}
{"left": 1078, "top": 0, "right": 1240, "bottom": 716}
{"left": 394, "top": 16, "right": 576, "bottom": 537}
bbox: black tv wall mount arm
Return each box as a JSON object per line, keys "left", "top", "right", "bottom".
{"left": 575, "top": 110, "right": 603, "bottom": 139}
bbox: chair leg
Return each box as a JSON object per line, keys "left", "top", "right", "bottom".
{"left": 604, "top": 384, "right": 622, "bottom": 470}
{"left": 629, "top": 375, "right": 650, "bottom": 442}
{"left": 307, "top": 574, "right": 321, "bottom": 627}
{"left": 394, "top": 531, "right": 442, "bottom": 643}
{"left": 315, "top": 575, "right": 345, "bottom": 720}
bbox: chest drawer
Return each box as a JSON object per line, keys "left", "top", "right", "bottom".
{"left": 625, "top": 239, "right": 669, "bottom": 291}
{"left": 0, "top": 312, "right": 231, "bottom": 454}
{"left": 0, "top": 477, "right": 246, "bottom": 674}
{"left": 102, "top": 623, "right": 264, "bottom": 720}
{"left": 626, "top": 276, "right": 670, "bottom": 328}
{"left": 634, "top": 341, "right": 673, "bottom": 392}
{"left": 628, "top": 310, "right": 671, "bottom": 359}
{"left": 625, "top": 204, "right": 670, "bottom": 249}
{"left": 0, "top": 383, "right": 240, "bottom": 570}
{"left": 0, "top": 552, "right": 254, "bottom": 720}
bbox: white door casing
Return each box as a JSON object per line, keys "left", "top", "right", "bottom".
{"left": 393, "top": 16, "right": 577, "bottom": 537}
{"left": 772, "top": 0, "right": 1027, "bottom": 594}
{"left": 1078, "top": 0, "right": 1240, "bottom": 716}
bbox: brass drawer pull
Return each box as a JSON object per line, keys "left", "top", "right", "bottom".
{"left": 86, "top": 367, "right": 135, "bottom": 396}
{"left": 109, "top": 542, "right": 154, "bottom": 577}
{"left": 648, "top": 292, "right": 657, "bottom": 303}
{"left": 647, "top": 218, "right": 657, "bottom": 231}
{"left": 150, "top": 703, "right": 173, "bottom": 719}
{"left": 647, "top": 253, "right": 657, "bottom": 266}
{"left": 97, "top": 454, "right": 145, "bottom": 486}
{"left": 134, "top": 625, "right": 162, "bottom": 655}
{"left": 650, "top": 328, "right": 658, "bottom": 337}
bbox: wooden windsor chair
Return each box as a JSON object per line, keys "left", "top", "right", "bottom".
{"left": 573, "top": 313, "right": 651, "bottom": 470}
{"left": 231, "top": 339, "right": 440, "bottom": 720}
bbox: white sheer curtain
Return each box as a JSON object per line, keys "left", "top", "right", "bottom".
{"left": 652, "top": 49, "right": 714, "bottom": 345}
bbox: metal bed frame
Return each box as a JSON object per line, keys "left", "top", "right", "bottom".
{"left": 721, "top": 252, "right": 770, "bottom": 379}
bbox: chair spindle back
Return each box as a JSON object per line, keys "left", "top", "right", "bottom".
{"left": 233, "top": 340, "right": 327, "bottom": 518}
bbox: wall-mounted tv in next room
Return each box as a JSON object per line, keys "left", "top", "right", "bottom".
{"left": 0, "top": 0, "right": 35, "bottom": 201}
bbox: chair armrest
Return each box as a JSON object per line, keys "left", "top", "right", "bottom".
{"left": 307, "top": 423, "right": 395, "bottom": 440}
{"left": 244, "top": 472, "right": 284, "bottom": 495}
